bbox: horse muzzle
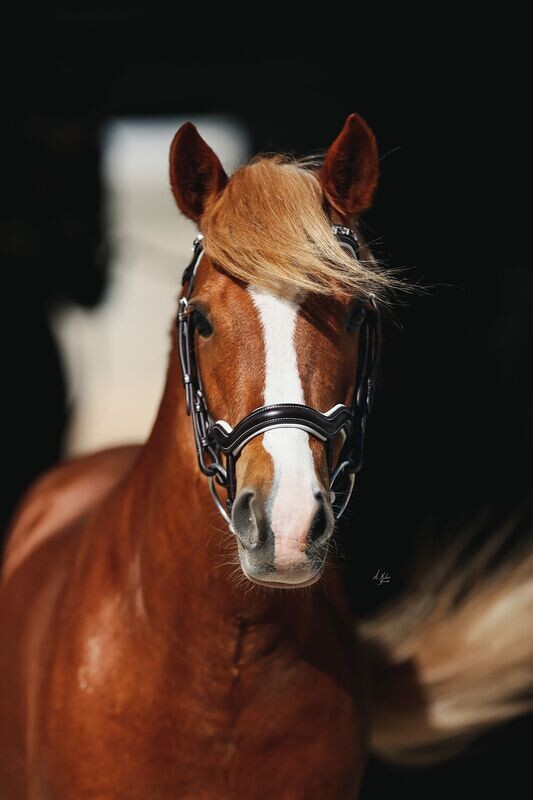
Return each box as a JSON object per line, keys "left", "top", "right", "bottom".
{"left": 231, "top": 484, "right": 334, "bottom": 588}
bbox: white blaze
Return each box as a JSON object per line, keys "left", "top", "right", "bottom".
{"left": 248, "top": 288, "right": 319, "bottom": 565}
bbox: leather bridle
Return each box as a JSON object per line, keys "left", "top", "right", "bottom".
{"left": 176, "top": 226, "right": 381, "bottom": 533}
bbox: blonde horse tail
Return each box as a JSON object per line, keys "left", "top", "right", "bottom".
{"left": 358, "top": 513, "right": 533, "bottom": 765}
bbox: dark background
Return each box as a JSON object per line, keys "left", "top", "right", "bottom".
{"left": 1, "top": 5, "right": 531, "bottom": 796}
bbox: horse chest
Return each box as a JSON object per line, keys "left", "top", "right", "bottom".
{"left": 45, "top": 626, "right": 368, "bottom": 799}
{"left": 139, "top": 657, "right": 364, "bottom": 798}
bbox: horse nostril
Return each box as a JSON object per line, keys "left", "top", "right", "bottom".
{"left": 233, "top": 490, "right": 255, "bottom": 527}
{"left": 232, "top": 490, "right": 267, "bottom": 549}
{"left": 308, "top": 499, "right": 330, "bottom": 545}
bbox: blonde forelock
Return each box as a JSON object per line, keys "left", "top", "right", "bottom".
{"left": 200, "top": 156, "right": 397, "bottom": 299}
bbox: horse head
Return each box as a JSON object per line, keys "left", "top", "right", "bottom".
{"left": 169, "top": 114, "right": 391, "bottom": 589}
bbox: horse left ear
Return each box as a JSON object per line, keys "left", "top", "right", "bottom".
{"left": 169, "top": 122, "right": 228, "bottom": 222}
{"left": 321, "top": 113, "right": 379, "bottom": 217}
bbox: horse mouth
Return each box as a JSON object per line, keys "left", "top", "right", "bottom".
{"left": 240, "top": 565, "right": 324, "bottom": 590}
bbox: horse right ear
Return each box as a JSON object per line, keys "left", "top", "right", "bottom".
{"left": 321, "top": 113, "right": 379, "bottom": 217}
{"left": 169, "top": 122, "right": 228, "bottom": 222}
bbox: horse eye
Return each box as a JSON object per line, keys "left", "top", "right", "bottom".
{"left": 347, "top": 301, "right": 366, "bottom": 332}
{"left": 192, "top": 309, "right": 213, "bottom": 338}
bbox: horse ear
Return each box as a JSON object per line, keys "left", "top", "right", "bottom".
{"left": 321, "top": 113, "right": 379, "bottom": 217}
{"left": 169, "top": 122, "right": 228, "bottom": 222}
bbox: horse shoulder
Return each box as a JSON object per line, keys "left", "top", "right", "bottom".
{"left": 1, "top": 445, "right": 141, "bottom": 582}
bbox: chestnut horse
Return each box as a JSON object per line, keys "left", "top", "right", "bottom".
{"left": 1, "top": 114, "right": 533, "bottom": 799}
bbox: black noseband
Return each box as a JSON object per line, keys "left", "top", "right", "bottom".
{"left": 176, "top": 227, "right": 381, "bottom": 532}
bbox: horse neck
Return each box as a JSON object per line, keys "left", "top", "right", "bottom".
{"left": 120, "top": 333, "right": 327, "bottom": 650}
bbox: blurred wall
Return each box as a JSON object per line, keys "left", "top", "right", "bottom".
{"left": 52, "top": 116, "right": 250, "bottom": 454}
